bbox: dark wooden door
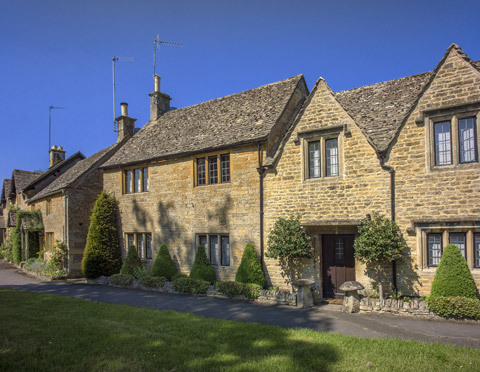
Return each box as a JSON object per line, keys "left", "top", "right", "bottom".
{"left": 322, "top": 234, "right": 355, "bottom": 298}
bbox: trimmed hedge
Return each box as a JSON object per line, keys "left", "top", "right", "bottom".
{"left": 140, "top": 276, "right": 167, "bottom": 289}
{"left": 189, "top": 245, "right": 216, "bottom": 284}
{"left": 427, "top": 296, "right": 480, "bottom": 320}
{"left": 81, "top": 192, "right": 122, "bottom": 279}
{"left": 216, "top": 281, "right": 262, "bottom": 300}
{"left": 431, "top": 244, "right": 478, "bottom": 299}
{"left": 173, "top": 277, "right": 210, "bottom": 294}
{"left": 120, "top": 245, "right": 144, "bottom": 278}
{"left": 110, "top": 274, "right": 134, "bottom": 287}
{"left": 235, "top": 243, "right": 265, "bottom": 287}
{"left": 151, "top": 244, "right": 177, "bottom": 280}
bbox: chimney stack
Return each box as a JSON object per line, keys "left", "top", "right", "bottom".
{"left": 149, "top": 74, "right": 171, "bottom": 121}
{"left": 49, "top": 145, "right": 66, "bottom": 168}
{"left": 116, "top": 102, "right": 137, "bottom": 142}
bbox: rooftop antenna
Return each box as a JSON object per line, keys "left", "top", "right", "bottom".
{"left": 49, "top": 105, "right": 65, "bottom": 150}
{"left": 153, "top": 34, "right": 183, "bottom": 77}
{"left": 112, "top": 56, "right": 134, "bottom": 132}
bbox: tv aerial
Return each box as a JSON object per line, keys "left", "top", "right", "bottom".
{"left": 112, "top": 56, "right": 134, "bottom": 132}
{"left": 153, "top": 35, "right": 183, "bottom": 76}
{"left": 49, "top": 105, "right": 65, "bottom": 150}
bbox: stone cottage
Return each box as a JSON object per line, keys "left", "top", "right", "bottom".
{"left": 101, "top": 75, "right": 308, "bottom": 279}
{"left": 263, "top": 44, "right": 480, "bottom": 298}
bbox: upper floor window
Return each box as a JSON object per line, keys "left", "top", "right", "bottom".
{"left": 307, "top": 137, "right": 339, "bottom": 179}
{"left": 430, "top": 113, "right": 478, "bottom": 168}
{"left": 124, "top": 167, "right": 149, "bottom": 194}
{"left": 196, "top": 154, "right": 230, "bottom": 186}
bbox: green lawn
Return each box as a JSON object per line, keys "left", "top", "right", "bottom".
{"left": 0, "top": 288, "right": 478, "bottom": 372}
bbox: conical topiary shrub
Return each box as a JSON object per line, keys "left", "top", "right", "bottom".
{"left": 189, "top": 245, "right": 216, "bottom": 284}
{"left": 81, "top": 192, "right": 122, "bottom": 279}
{"left": 151, "top": 244, "right": 177, "bottom": 280}
{"left": 235, "top": 243, "right": 265, "bottom": 287}
{"left": 120, "top": 245, "right": 144, "bottom": 277}
{"left": 430, "top": 244, "right": 478, "bottom": 298}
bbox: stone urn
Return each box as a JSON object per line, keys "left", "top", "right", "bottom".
{"left": 339, "top": 281, "right": 364, "bottom": 313}
{"left": 292, "top": 279, "right": 315, "bottom": 309}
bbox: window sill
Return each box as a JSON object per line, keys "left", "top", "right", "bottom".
{"left": 429, "top": 161, "right": 479, "bottom": 172}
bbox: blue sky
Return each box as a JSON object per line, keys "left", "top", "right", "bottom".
{"left": 1, "top": 0, "right": 479, "bottom": 184}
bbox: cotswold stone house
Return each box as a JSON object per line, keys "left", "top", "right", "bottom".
{"left": 27, "top": 140, "right": 128, "bottom": 276}
{"left": 263, "top": 44, "right": 480, "bottom": 298}
{"left": 101, "top": 75, "right": 308, "bottom": 279}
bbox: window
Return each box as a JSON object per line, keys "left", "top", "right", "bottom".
{"left": 125, "top": 233, "right": 152, "bottom": 259}
{"left": 325, "top": 138, "right": 339, "bottom": 177}
{"left": 427, "top": 233, "right": 442, "bottom": 267}
{"left": 458, "top": 117, "right": 477, "bottom": 163}
{"left": 308, "top": 141, "right": 320, "bottom": 178}
{"left": 434, "top": 121, "right": 452, "bottom": 166}
{"left": 196, "top": 234, "right": 230, "bottom": 266}
{"left": 45, "top": 232, "right": 54, "bottom": 251}
{"left": 208, "top": 156, "right": 218, "bottom": 184}
{"left": 124, "top": 167, "right": 149, "bottom": 194}
{"left": 449, "top": 233, "right": 466, "bottom": 259}
{"left": 46, "top": 199, "right": 52, "bottom": 216}
{"left": 475, "top": 234, "right": 480, "bottom": 268}
{"left": 196, "top": 154, "right": 230, "bottom": 186}
{"left": 220, "top": 154, "right": 230, "bottom": 183}
{"left": 428, "top": 112, "right": 479, "bottom": 168}
{"left": 335, "top": 237, "right": 344, "bottom": 264}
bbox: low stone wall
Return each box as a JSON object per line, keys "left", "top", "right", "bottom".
{"left": 87, "top": 276, "right": 298, "bottom": 307}
{"left": 360, "top": 297, "right": 431, "bottom": 316}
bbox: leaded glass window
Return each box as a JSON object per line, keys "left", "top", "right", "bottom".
{"left": 308, "top": 141, "right": 320, "bottom": 178}
{"left": 208, "top": 156, "right": 218, "bottom": 184}
{"left": 428, "top": 233, "right": 442, "bottom": 266}
{"left": 434, "top": 121, "right": 452, "bottom": 166}
{"left": 449, "top": 233, "right": 466, "bottom": 259}
{"left": 197, "top": 158, "right": 206, "bottom": 185}
{"left": 459, "top": 117, "right": 477, "bottom": 163}
{"left": 325, "top": 138, "right": 339, "bottom": 177}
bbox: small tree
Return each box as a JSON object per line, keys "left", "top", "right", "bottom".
{"left": 236, "top": 243, "right": 265, "bottom": 287}
{"left": 266, "top": 216, "right": 312, "bottom": 287}
{"left": 189, "top": 245, "right": 216, "bottom": 284}
{"left": 120, "top": 245, "right": 144, "bottom": 277}
{"left": 81, "top": 192, "right": 122, "bottom": 279}
{"left": 430, "top": 244, "right": 478, "bottom": 299}
{"left": 354, "top": 213, "right": 406, "bottom": 300}
{"left": 151, "top": 244, "right": 177, "bottom": 280}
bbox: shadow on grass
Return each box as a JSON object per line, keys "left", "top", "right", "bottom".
{"left": 0, "top": 288, "right": 339, "bottom": 371}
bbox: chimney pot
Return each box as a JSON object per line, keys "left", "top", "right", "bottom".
{"left": 154, "top": 75, "right": 161, "bottom": 93}
{"left": 120, "top": 102, "right": 128, "bottom": 117}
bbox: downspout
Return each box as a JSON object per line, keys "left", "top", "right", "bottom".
{"left": 256, "top": 143, "right": 265, "bottom": 270}
{"left": 379, "top": 154, "right": 397, "bottom": 293}
{"left": 63, "top": 190, "right": 69, "bottom": 274}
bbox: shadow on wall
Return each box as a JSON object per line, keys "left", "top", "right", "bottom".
{"left": 207, "top": 195, "right": 233, "bottom": 227}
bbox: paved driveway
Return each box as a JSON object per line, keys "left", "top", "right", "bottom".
{"left": 1, "top": 260, "right": 479, "bottom": 349}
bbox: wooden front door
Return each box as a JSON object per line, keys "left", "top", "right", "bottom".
{"left": 322, "top": 234, "right": 355, "bottom": 298}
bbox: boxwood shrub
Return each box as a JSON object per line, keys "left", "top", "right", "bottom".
{"left": 110, "top": 273, "right": 135, "bottom": 287}
{"left": 140, "top": 276, "right": 167, "bottom": 289}
{"left": 120, "top": 245, "right": 144, "bottom": 278}
{"left": 173, "top": 277, "right": 209, "bottom": 294}
{"left": 427, "top": 296, "right": 480, "bottom": 320}
{"left": 235, "top": 243, "right": 265, "bottom": 287}
{"left": 216, "top": 281, "right": 262, "bottom": 300}
{"left": 151, "top": 244, "right": 177, "bottom": 280}
{"left": 189, "top": 245, "right": 216, "bottom": 284}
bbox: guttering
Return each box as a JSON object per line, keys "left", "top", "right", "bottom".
{"left": 379, "top": 154, "right": 397, "bottom": 293}
{"left": 63, "top": 189, "right": 69, "bottom": 274}
{"left": 256, "top": 143, "right": 266, "bottom": 269}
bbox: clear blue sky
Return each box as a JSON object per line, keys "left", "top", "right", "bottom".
{"left": 1, "top": 0, "right": 479, "bottom": 183}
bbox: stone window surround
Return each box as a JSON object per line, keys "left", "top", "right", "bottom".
{"left": 413, "top": 221, "right": 480, "bottom": 273}
{"left": 122, "top": 165, "right": 149, "bottom": 194}
{"left": 125, "top": 232, "right": 152, "bottom": 260}
{"left": 45, "top": 232, "right": 54, "bottom": 251}
{"left": 194, "top": 152, "right": 231, "bottom": 187}
{"left": 46, "top": 199, "right": 52, "bottom": 216}
{"left": 422, "top": 103, "right": 480, "bottom": 171}
{"left": 295, "top": 124, "right": 348, "bottom": 182}
{"left": 195, "top": 233, "right": 230, "bottom": 267}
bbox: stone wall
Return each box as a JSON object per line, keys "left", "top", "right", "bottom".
{"left": 31, "top": 194, "right": 65, "bottom": 250}
{"left": 103, "top": 144, "right": 264, "bottom": 281}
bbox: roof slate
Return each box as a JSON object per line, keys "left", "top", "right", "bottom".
{"left": 103, "top": 75, "right": 305, "bottom": 168}
{"left": 334, "top": 71, "right": 433, "bottom": 152}
{"left": 29, "top": 142, "right": 121, "bottom": 202}
{"left": 12, "top": 169, "right": 44, "bottom": 194}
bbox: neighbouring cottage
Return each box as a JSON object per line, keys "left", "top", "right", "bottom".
{"left": 263, "top": 44, "right": 480, "bottom": 299}
{"left": 101, "top": 74, "right": 308, "bottom": 279}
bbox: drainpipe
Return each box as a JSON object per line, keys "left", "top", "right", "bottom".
{"left": 63, "top": 190, "right": 69, "bottom": 274}
{"left": 256, "top": 143, "right": 265, "bottom": 269}
{"left": 379, "top": 155, "right": 397, "bottom": 293}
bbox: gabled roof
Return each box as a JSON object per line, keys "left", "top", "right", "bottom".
{"left": 335, "top": 71, "right": 433, "bottom": 152}
{"left": 103, "top": 75, "right": 306, "bottom": 168}
{"left": 11, "top": 169, "right": 44, "bottom": 194}
{"left": 29, "top": 141, "right": 125, "bottom": 202}
{"left": 22, "top": 151, "right": 86, "bottom": 193}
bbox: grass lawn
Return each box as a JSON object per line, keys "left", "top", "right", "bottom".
{"left": 0, "top": 288, "right": 478, "bottom": 372}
